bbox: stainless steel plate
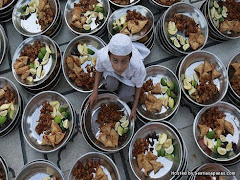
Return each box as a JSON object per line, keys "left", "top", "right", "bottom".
{"left": 12, "top": 0, "right": 58, "bottom": 37}
{"left": 64, "top": 0, "right": 110, "bottom": 35}
{"left": 193, "top": 101, "right": 240, "bottom": 163}
{"left": 107, "top": 5, "right": 154, "bottom": 41}
{"left": 12, "top": 35, "right": 58, "bottom": 88}
{"left": 151, "top": 0, "right": 183, "bottom": 8}
{"left": 227, "top": 52, "right": 240, "bottom": 100}
{"left": 68, "top": 152, "right": 121, "bottom": 180}
{"left": 15, "top": 159, "right": 64, "bottom": 180}
{"left": 162, "top": 2, "right": 208, "bottom": 55}
{"left": 129, "top": 122, "right": 183, "bottom": 180}
{"left": 0, "top": 77, "right": 21, "bottom": 134}
{"left": 193, "top": 163, "right": 237, "bottom": 180}
{"left": 22, "top": 91, "right": 75, "bottom": 153}
{"left": 0, "top": 155, "right": 8, "bottom": 180}
{"left": 0, "top": 24, "right": 8, "bottom": 65}
{"left": 178, "top": 51, "right": 228, "bottom": 107}
{"left": 137, "top": 65, "right": 181, "bottom": 121}
{"left": 109, "top": 0, "right": 140, "bottom": 8}
{"left": 62, "top": 35, "right": 106, "bottom": 93}
{"left": 84, "top": 93, "right": 134, "bottom": 152}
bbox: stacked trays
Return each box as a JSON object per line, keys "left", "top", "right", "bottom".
{"left": 108, "top": 0, "right": 141, "bottom": 10}
{"left": 155, "top": 2, "right": 208, "bottom": 56}
{"left": 200, "top": 0, "right": 240, "bottom": 41}
{"left": 81, "top": 91, "right": 134, "bottom": 153}
{"left": 188, "top": 163, "right": 237, "bottom": 180}
{"left": 15, "top": 159, "right": 64, "bottom": 180}
{"left": 12, "top": 0, "right": 62, "bottom": 38}
{"left": 12, "top": 35, "right": 62, "bottom": 94}
{"left": 21, "top": 91, "right": 76, "bottom": 153}
{"left": 0, "top": 25, "right": 8, "bottom": 65}
{"left": 227, "top": 53, "right": 240, "bottom": 108}
{"left": 0, "top": 155, "right": 9, "bottom": 180}
{"left": 177, "top": 51, "right": 228, "bottom": 107}
{"left": 193, "top": 102, "right": 240, "bottom": 166}
{"left": 107, "top": 5, "right": 155, "bottom": 51}
{"left": 149, "top": 0, "right": 183, "bottom": 9}
{"left": 137, "top": 65, "right": 181, "bottom": 123}
{"left": 0, "top": 77, "right": 24, "bottom": 137}
{"left": 0, "top": 0, "right": 18, "bottom": 22}
{"left": 64, "top": 0, "right": 111, "bottom": 37}
{"left": 62, "top": 35, "right": 106, "bottom": 93}
{"left": 129, "top": 122, "right": 188, "bottom": 180}
{"left": 68, "top": 152, "right": 121, "bottom": 180}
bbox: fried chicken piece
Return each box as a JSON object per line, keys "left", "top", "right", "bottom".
{"left": 71, "top": 55, "right": 82, "bottom": 67}
{"left": 51, "top": 121, "right": 62, "bottom": 135}
{"left": 149, "top": 160, "right": 163, "bottom": 174}
{"left": 38, "top": 0, "right": 47, "bottom": 11}
{"left": 231, "top": 62, "right": 240, "bottom": 71}
{"left": 15, "top": 65, "right": 30, "bottom": 75}
{"left": 204, "top": 60, "right": 213, "bottom": 73}
{"left": 72, "top": 21, "right": 83, "bottom": 29}
{"left": 214, "top": 125, "right": 225, "bottom": 138}
{"left": 98, "top": 134, "right": 107, "bottom": 145}
{"left": 94, "top": 166, "right": 108, "bottom": 180}
{"left": 224, "top": 120, "right": 234, "bottom": 135}
{"left": 73, "top": 63, "right": 83, "bottom": 75}
{"left": 0, "top": 89, "right": 5, "bottom": 100}
{"left": 21, "top": 69, "right": 30, "bottom": 80}
{"left": 46, "top": 134, "right": 56, "bottom": 147}
{"left": 212, "top": 69, "right": 222, "bottom": 79}
{"left": 66, "top": 56, "right": 74, "bottom": 71}
{"left": 110, "top": 128, "right": 119, "bottom": 147}
{"left": 55, "top": 132, "right": 66, "bottom": 144}
{"left": 128, "top": 20, "right": 148, "bottom": 34}
{"left": 152, "top": 83, "right": 162, "bottom": 94}
{"left": 147, "top": 92, "right": 157, "bottom": 103}
{"left": 220, "top": 20, "right": 234, "bottom": 32}
{"left": 137, "top": 153, "right": 144, "bottom": 170}
{"left": 146, "top": 151, "right": 158, "bottom": 161}
{"left": 195, "top": 63, "right": 204, "bottom": 75}
{"left": 120, "top": 25, "right": 130, "bottom": 35}
{"left": 143, "top": 158, "right": 153, "bottom": 176}
{"left": 198, "top": 124, "right": 209, "bottom": 137}
{"left": 200, "top": 72, "right": 211, "bottom": 83}
{"left": 71, "top": 7, "right": 83, "bottom": 22}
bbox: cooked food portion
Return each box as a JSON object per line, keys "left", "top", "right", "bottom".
{"left": 133, "top": 132, "right": 176, "bottom": 177}
{"left": 168, "top": 14, "right": 205, "bottom": 51}
{"left": 230, "top": 62, "right": 240, "bottom": 95}
{"left": 140, "top": 78, "right": 177, "bottom": 113}
{"left": 67, "top": 43, "right": 97, "bottom": 90}
{"left": 197, "top": 107, "right": 237, "bottom": 159}
{"left": 112, "top": 10, "right": 148, "bottom": 35}
{"left": 96, "top": 103, "right": 129, "bottom": 147}
{"left": 0, "top": 86, "right": 17, "bottom": 128}
{"left": 112, "top": 0, "right": 131, "bottom": 5}
{"left": 210, "top": 0, "right": 240, "bottom": 34}
{"left": 183, "top": 60, "right": 222, "bottom": 104}
{"left": 97, "top": 123, "right": 119, "bottom": 148}
{"left": 137, "top": 152, "right": 163, "bottom": 176}
{"left": 14, "top": 41, "right": 52, "bottom": 83}
{"left": 71, "top": 0, "right": 105, "bottom": 32}
{"left": 35, "top": 100, "right": 70, "bottom": 147}
{"left": 0, "top": 0, "right": 9, "bottom": 8}
{"left": 156, "top": 0, "right": 181, "bottom": 6}
{"left": 73, "top": 160, "right": 108, "bottom": 180}
{"left": 0, "top": 163, "right": 6, "bottom": 180}
{"left": 20, "top": 0, "right": 55, "bottom": 31}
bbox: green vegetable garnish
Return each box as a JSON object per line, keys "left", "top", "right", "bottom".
{"left": 161, "top": 78, "right": 167, "bottom": 86}
{"left": 30, "top": 63, "right": 34, "bottom": 69}
{"left": 217, "top": 139, "right": 222, "bottom": 147}
{"left": 40, "top": 47, "right": 46, "bottom": 56}
{"left": 87, "top": 48, "right": 95, "bottom": 55}
{"left": 206, "top": 131, "right": 215, "bottom": 139}
{"left": 0, "top": 116, "right": 7, "bottom": 125}
{"left": 38, "top": 52, "right": 44, "bottom": 60}
{"left": 62, "top": 112, "right": 68, "bottom": 119}
{"left": 54, "top": 116, "right": 62, "bottom": 123}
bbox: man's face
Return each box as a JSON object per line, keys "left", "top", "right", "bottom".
{"left": 109, "top": 53, "right": 131, "bottom": 75}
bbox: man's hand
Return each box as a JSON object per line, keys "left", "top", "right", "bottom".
{"left": 86, "top": 92, "right": 98, "bottom": 109}
{"left": 129, "top": 107, "right": 137, "bottom": 121}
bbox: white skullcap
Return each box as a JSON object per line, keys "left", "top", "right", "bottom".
{"left": 109, "top": 33, "right": 132, "bottom": 56}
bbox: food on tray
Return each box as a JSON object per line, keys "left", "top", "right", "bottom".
{"left": 0, "top": 0, "right": 9, "bottom": 8}
{"left": 14, "top": 41, "right": 53, "bottom": 83}
{"left": 112, "top": 10, "right": 148, "bottom": 35}
{"left": 197, "top": 107, "right": 238, "bottom": 158}
{"left": 168, "top": 14, "right": 205, "bottom": 51}
{"left": 67, "top": 43, "right": 97, "bottom": 90}
{"left": 71, "top": 0, "right": 105, "bottom": 32}
{"left": 0, "top": 162, "right": 6, "bottom": 180}
{"left": 73, "top": 160, "right": 109, "bottom": 180}
{"left": 35, "top": 100, "right": 70, "bottom": 147}
{"left": 210, "top": 0, "right": 240, "bottom": 34}
{"left": 20, "top": 0, "right": 55, "bottom": 31}
{"left": 0, "top": 86, "right": 17, "bottom": 127}
{"left": 112, "top": 0, "right": 132, "bottom": 5}
{"left": 183, "top": 60, "right": 221, "bottom": 104}
{"left": 156, "top": 0, "right": 181, "bottom": 6}
{"left": 230, "top": 62, "right": 240, "bottom": 96}
{"left": 96, "top": 103, "right": 129, "bottom": 147}
{"left": 42, "top": 175, "right": 58, "bottom": 180}
{"left": 133, "top": 132, "right": 176, "bottom": 177}
{"left": 140, "top": 78, "right": 177, "bottom": 112}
